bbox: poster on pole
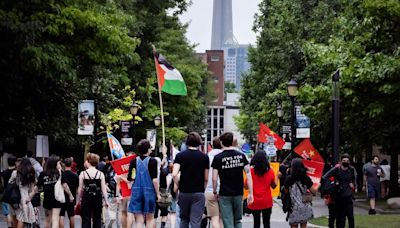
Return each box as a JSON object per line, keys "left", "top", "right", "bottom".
{"left": 303, "top": 159, "right": 324, "bottom": 188}
{"left": 36, "top": 135, "right": 49, "bottom": 158}
{"left": 78, "top": 100, "right": 95, "bottom": 135}
{"left": 110, "top": 155, "right": 136, "bottom": 197}
{"left": 270, "top": 162, "right": 280, "bottom": 197}
{"left": 146, "top": 129, "right": 156, "bottom": 150}
{"left": 295, "top": 105, "right": 310, "bottom": 138}
{"left": 282, "top": 125, "right": 292, "bottom": 150}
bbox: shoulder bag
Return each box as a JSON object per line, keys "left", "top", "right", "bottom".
{"left": 296, "top": 182, "right": 313, "bottom": 203}
{"left": 54, "top": 172, "right": 66, "bottom": 203}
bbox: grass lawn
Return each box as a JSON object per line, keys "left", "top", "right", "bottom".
{"left": 310, "top": 215, "right": 400, "bottom": 228}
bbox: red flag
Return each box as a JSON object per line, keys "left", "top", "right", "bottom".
{"left": 303, "top": 159, "right": 325, "bottom": 188}
{"left": 110, "top": 155, "right": 136, "bottom": 197}
{"left": 294, "top": 139, "right": 324, "bottom": 162}
{"left": 257, "top": 123, "right": 285, "bottom": 150}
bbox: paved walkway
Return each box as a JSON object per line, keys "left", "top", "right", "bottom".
{"left": 0, "top": 197, "right": 368, "bottom": 227}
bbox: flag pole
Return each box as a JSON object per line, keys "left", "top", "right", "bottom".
{"left": 153, "top": 45, "right": 166, "bottom": 149}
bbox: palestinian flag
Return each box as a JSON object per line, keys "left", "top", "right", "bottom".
{"left": 154, "top": 52, "right": 187, "bottom": 96}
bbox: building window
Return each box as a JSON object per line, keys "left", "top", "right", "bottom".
{"left": 211, "top": 55, "right": 220, "bottom": 61}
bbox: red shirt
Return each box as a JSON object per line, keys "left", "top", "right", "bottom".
{"left": 248, "top": 168, "right": 275, "bottom": 210}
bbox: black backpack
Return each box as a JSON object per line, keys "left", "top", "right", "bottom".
{"left": 84, "top": 171, "right": 101, "bottom": 198}
{"left": 2, "top": 182, "right": 21, "bottom": 209}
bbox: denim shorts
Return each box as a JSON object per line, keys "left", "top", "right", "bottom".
{"left": 128, "top": 188, "right": 156, "bottom": 214}
{"left": 367, "top": 184, "right": 379, "bottom": 199}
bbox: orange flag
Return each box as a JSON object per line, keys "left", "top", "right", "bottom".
{"left": 294, "top": 139, "right": 324, "bottom": 162}
{"left": 257, "top": 123, "right": 285, "bottom": 150}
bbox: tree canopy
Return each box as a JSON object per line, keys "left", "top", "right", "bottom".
{"left": 0, "top": 0, "right": 212, "bottom": 155}
{"left": 239, "top": 0, "right": 399, "bottom": 195}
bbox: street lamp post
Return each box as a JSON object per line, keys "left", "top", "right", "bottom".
{"left": 287, "top": 79, "right": 298, "bottom": 153}
{"left": 130, "top": 103, "right": 139, "bottom": 150}
{"left": 332, "top": 70, "right": 340, "bottom": 165}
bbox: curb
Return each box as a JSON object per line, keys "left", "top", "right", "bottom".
{"left": 353, "top": 201, "right": 400, "bottom": 215}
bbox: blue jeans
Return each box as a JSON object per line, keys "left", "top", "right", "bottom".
{"left": 219, "top": 195, "right": 243, "bottom": 228}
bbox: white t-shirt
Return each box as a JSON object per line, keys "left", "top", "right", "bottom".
{"left": 205, "top": 149, "right": 222, "bottom": 193}
{"left": 380, "top": 165, "right": 390, "bottom": 181}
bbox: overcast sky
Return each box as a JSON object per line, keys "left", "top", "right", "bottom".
{"left": 179, "top": 0, "right": 262, "bottom": 52}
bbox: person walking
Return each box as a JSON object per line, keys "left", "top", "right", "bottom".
{"left": 204, "top": 136, "right": 223, "bottom": 228}
{"left": 1, "top": 155, "right": 17, "bottom": 228}
{"left": 173, "top": 132, "right": 209, "bottom": 228}
{"left": 322, "top": 154, "right": 356, "bottom": 228}
{"left": 284, "top": 158, "right": 319, "bottom": 228}
{"left": 59, "top": 157, "right": 79, "bottom": 228}
{"left": 248, "top": 151, "right": 278, "bottom": 228}
{"left": 126, "top": 139, "right": 161, "bottom": 228}
{"left": 8, "top": 158, "right": 37, "bottom": 228}
{"left": 26, "top": 151, "right": 43, "bottom": 178}
{"left": 211, "top": 132, "right": 254, "bottom": 228}
{"left": 363, "top": 155, "right": 385, "bottom": 215}
{"left": 76, "top": 153, "right": 109, "bottom": 228}
{"left": 379, "top": 159, "right": 390, "bottom": 199}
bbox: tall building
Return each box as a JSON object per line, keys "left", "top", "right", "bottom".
{"left": 211, "top": 0, "right": 235, "bottom": 50}
{"left": 225, "top": 45, "right": 251, "bottom": 89}
{"left": 211, "top": 0, "right": 250, "bottom": 90}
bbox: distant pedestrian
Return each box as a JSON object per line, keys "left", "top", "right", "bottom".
{"left": 26, "top": 151, "right": 43, "bottom": 178}
{"left": 173, "top": 132, "right": 209, "bottom": 228}
{"left": 1, "top": 155, "right": 17, "bottom": 228}
{"left": 322, "top": 154, "right": 356, "bottom": 228}
{"left": 248, "top": 151, "right": 278, "bottom": 228}
{"left": 59, "top": 157, "right": 79, "bottom": 228}
{"left": 127, "top": 139, "right": 160, "bottom": 228}
{"left": 284, "top": 158, "right": 319, "bottom": 228}
{"left": 379, "top": 159, "right": 390, "bottom": 199}
{"left": 212, "top": 132, "right": 254, "bottom": 228}
{"left": 363, "top": 155, "right": 385, "bottom": 215}
{"left": 76, "top": 153, "right": 109, "bottom": 228}
{"left": 9, "top": 158, "right": 37, "bottom": 228}
{"left": 204, "top": 136, "right": 223, "bottom": 228}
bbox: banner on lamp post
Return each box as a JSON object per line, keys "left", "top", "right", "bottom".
{"left": 295, "top": 105, "right": 310, "bottom": 138}
{"left": 78, "top": 100, "right": 95, "bottom": 135}
{"left": 146, "top": 129, "right": 156, "bottom": 150}
{"left": 36, "top": 135, "right": 49, "bottom": 158}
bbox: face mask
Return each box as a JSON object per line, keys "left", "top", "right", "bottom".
{"left": 342, "top": 162, "right": 349, "bottom": 167}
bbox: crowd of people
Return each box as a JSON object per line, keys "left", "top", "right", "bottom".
{"left": 0, "top": 131, "right": 393, "bottom": 228}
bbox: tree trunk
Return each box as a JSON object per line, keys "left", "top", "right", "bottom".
{"left": 388, "top": 145, "right": 400, "bottom": 198}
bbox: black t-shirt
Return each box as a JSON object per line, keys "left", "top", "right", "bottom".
{"left": 174, "top": 149, "right": 209, "bottom": 193}
{"left": 38, "top": 171, "right": 66, "bottom": 209}
{"left": 284, "top": 174, "right": 313, "bottom": 190}
{"left": 63, "top": 170, "right": 79, "bottom": 201}
{"left": 211, "top": 149, "right": 249, "bottom": 196}
{"left": 324, "top": 166, "right": 355, "bottom": 200}
{"left": 2, "top": 168, "right": 15, "bottom": 189}
{"left": 127, "top": 156, "right": 158, "bottom": 181}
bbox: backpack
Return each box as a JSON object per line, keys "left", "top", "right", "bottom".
{"left": 84, "top": 171, "right": 101, "bottom": 198}
{"left": 2, "top": 172, "right": 21, "bottom": 209}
